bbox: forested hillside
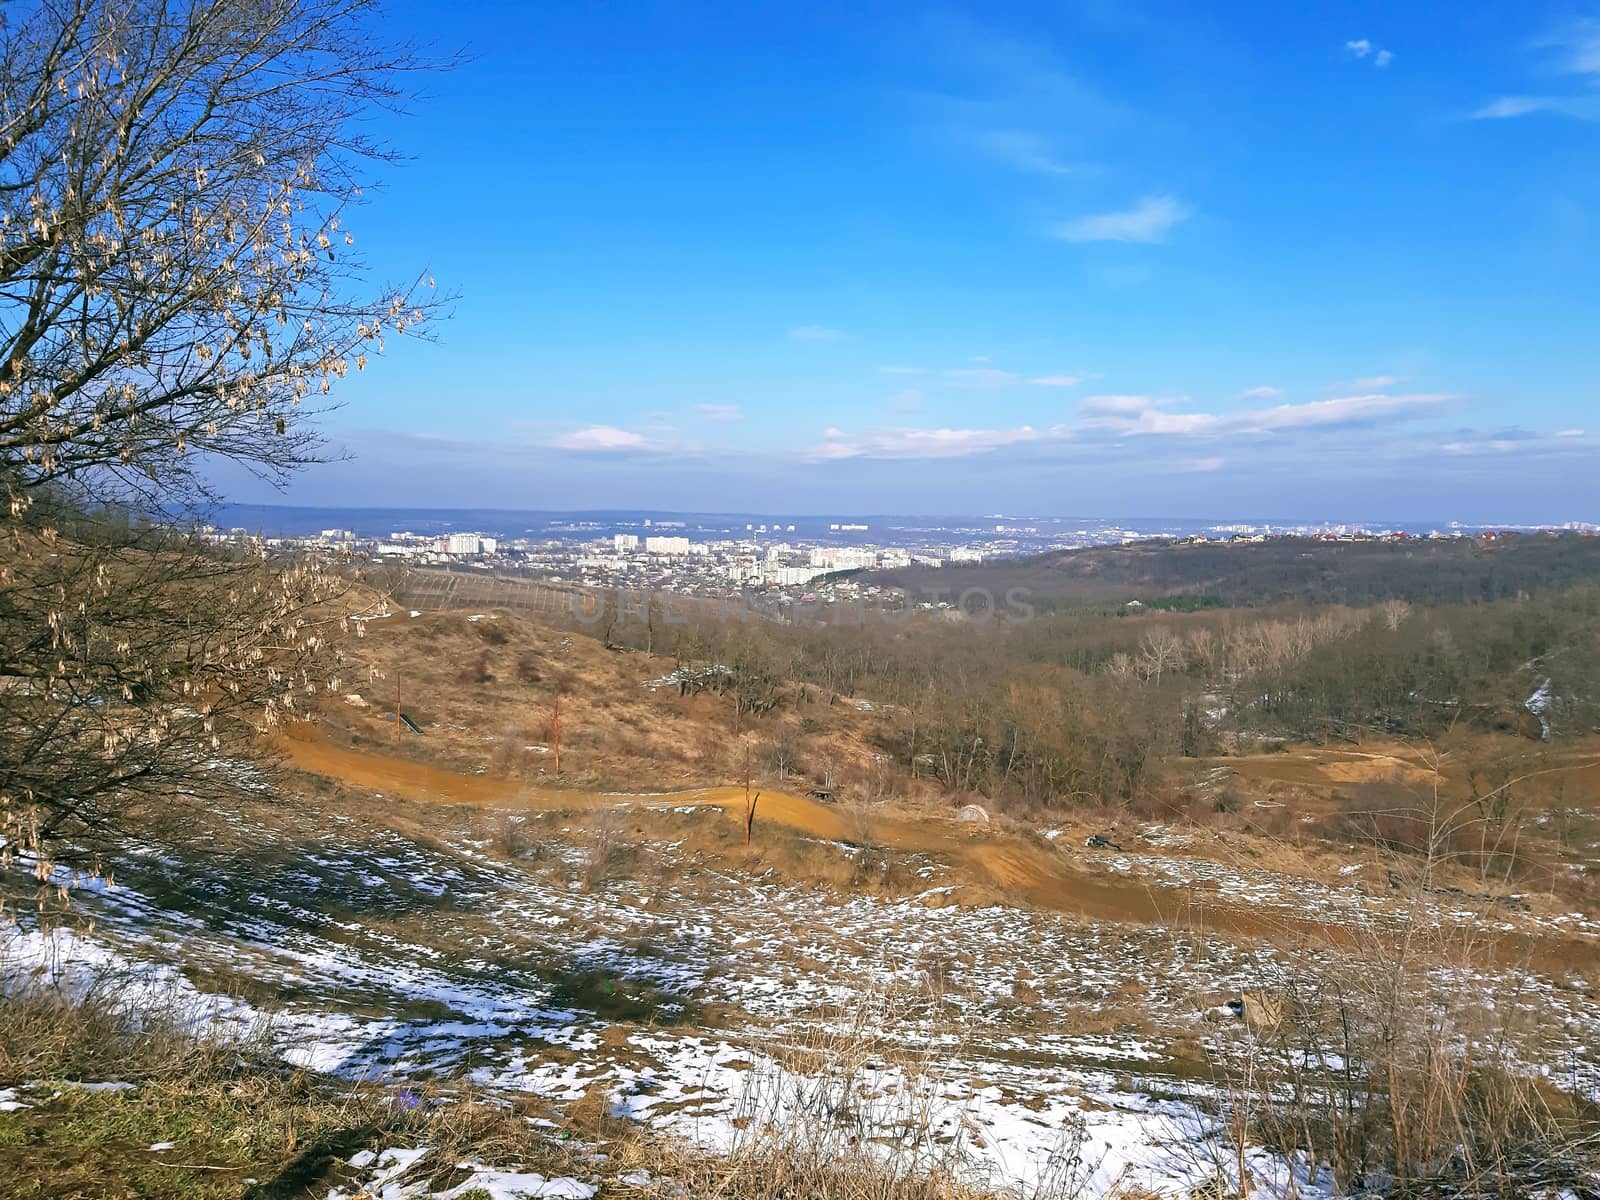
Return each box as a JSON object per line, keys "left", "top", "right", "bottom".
{"left": 873, "top": 532, "right": 1600, "bottom": 609}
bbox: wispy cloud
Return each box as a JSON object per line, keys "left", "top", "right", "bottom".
{"left": 554, "top": 425, "right": 648, "bottom": 451}
{"left": 970, "top": 129, "right": 1084, "bottom": 176}
{"left": 1474, "top": 96, "right": 1545, "bottom": 119}
{"left": 1238, "top": 386, "right": 1283, "bottom": 401}
{"left": 1440, "top": 439, "right": 1522, "bottom": 455}
{"left": 878, "top": 365, "right": 1082, "bottom": 389}
{"left": 1346, "top": 38, "right": 1393, "bottom": 67}
{"left": 1079, "top": 394, "right": 1166, "bottom": 416}
{"left": 921, "top": 16, "right": 1128, "bottom": 182}
{"left": 802, "top": 392, "right": 1453, "bottom": 464}
{"left": 1472, "top": 94, "right": 1600, "bottom": 120}
{"left": 1548, "top": 16, "right": 1600, "bottom": 76}
{"left": 943, "top": 367, "right": 1020, "bottom": 387}
{"left": 1438, "top": 426, "right": 1593, "bottom": 456}
{"left": 1475, "top": 17, "right": 1600, "bottom": 120}
{"left": 694, "top": 403, "right": 743, "bottom": 422}
{"left": 809, "top": 424, "right": 1047, "bottom": 461}
{"left": 1354, "top": 375, "right": 1403, "bottom": 389}
{"left": 1054, "top": 195, "right": 1189, "bottom": 244}
{"left": 880, "top": 365, "right": 1048, "bottom": 387}
{"left": 789, "top": 324, "right": 845, "bottom": 342}
{"left": 1079, "top": 393, "right": 1450, "bottom": 438}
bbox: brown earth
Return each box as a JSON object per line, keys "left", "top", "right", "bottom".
{"left": 283, "top": 602, "right": 1600, "bottom": 974}
{"left": 277, "top": 722, "right": 1183, "bottom": 922}
{"left": 277, "top": 721, "right": 1593, "bottom": 966}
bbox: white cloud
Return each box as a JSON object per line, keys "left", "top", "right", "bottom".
{"left": 1079, "top": 394, "right": 1163, "bottom": 416}
{"left": 1473, "top": 93, "right": 1600, "bottom": 121}
{"left": 1029, "top": 374, "right": 1084, "bottom": 388}
{"left": 694, "top": 403, "right": 743, "bottom": 422}
{"left": 1054, "top": 195, "right": 1189, "bottom": 244}
{"left": 922, "top": 16, "right": 1127, "bottom": 184}
{"left": 1354, "top": 375, "right": 1402, "bottom": 389}
{"left": 555, "top": 425, "right": 647, "bottom": 451}
{"left": 1222, "top": 393, "right": 1449, "bottom": 434}
{"left": 971, "top": 129, "right": 1082, "bottom": 176}
{"left": 1552, "top": 16, "right": 1600, "bottom": 77}
{"left": 1113, "top": 409, "right": 1218, "bottom": 436}
{"left": 1346, "top": 39, "right": 1392, "bottom": 68}
{"left": 943, "top": 367, "right": 1019, "bottom": 387}
{"left": 1080, "top": 393, "right": 1450, "bottom": 439}
{"left": 789, "top": 325, "right": 845, "bottom": 342}
{"left": 1436, "top": 426, "right": 1592, "bottom": 456}
{"left": 802, "top": 392, "right": 1447, "bottom": 464}
{"left": 1473, "top": 95, "right": 1556, "bottom": 119}
{"left": 807, "top": 424, "right": 1047, "bottom": 461}
{"left": 1474, "top": 20, "right": 1600, "bottom": 121}
{"left": 1238, "top": 386, "right": 1283, "bottom": 401}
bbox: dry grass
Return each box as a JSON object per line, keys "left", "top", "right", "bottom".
{"left": 0, "top": 964, "right": 1110, "bottom": 1200}
{"left": 321, "top": 607, "right": 903, "bottom": 799}
{"left": 607, "top": 984, "right": 1101, "bottom": 1200}
{"left": 0, "top": 968, "right": 270, "bottom": 1088}
{"left": 1193, "top": 779, "right": 1600, "bottom": 1197}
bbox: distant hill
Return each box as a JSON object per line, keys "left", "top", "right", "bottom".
{"left": 868, "top": 533, "right": 1600, "bottom": 610}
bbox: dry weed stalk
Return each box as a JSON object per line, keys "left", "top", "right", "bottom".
{"left": 615, "top": 979, "right": 1099, "bottom": 1200}
{"left": 1194, "top": 755, "right": 1600, "bottom": 1197}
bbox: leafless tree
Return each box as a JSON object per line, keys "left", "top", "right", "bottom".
{"left": 1138, "top": 628, "right": 1186, "bottom": 686}
{"left": 0, "top": 0, "right": 442, "bottom": 889}
{"left": 770, "top": 717, "right": 796, "bottom": 782}
{"left": 1381, "top": 598, "right": 1414, "bottom": 632}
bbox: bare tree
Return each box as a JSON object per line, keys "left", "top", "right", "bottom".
{"left": 0, "top": 0, "right": 441, "bottom": 885}
{"left": 1381, "top": 598, "right": 1414, "bottom": 632}
{"left": 1139, "top": 628, "right": 1186, "bottom": 686}
{"left": 770, "top": 717, "right": 796, "bottom": 782}
{"left": 1103, "top": 651, "right": 1137, "bottom": 684}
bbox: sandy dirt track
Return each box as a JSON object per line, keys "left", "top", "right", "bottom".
{"left": 274, "top": 724, "right": 1329, "bottom": 936}
{"left": 274, "top": 721, "right": 1598, "bottom": 970}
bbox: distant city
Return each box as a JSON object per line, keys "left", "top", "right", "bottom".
{"left": 200, "top": 504, "right": 1599, "bottom": 606}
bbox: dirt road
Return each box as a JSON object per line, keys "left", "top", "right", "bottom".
{"left": 274, "top": 723, "right": 1594, "bottom": 965}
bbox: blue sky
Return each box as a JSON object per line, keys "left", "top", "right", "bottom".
{"left": 232, "top": 1, "right": 1600, "bottom": 521}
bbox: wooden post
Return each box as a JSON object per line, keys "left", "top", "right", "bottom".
{"left": 551, "top": 695, "right": 562, "bottom": 777}
{"left": 393, "top": 674, "right": 400, "bottom": 742}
